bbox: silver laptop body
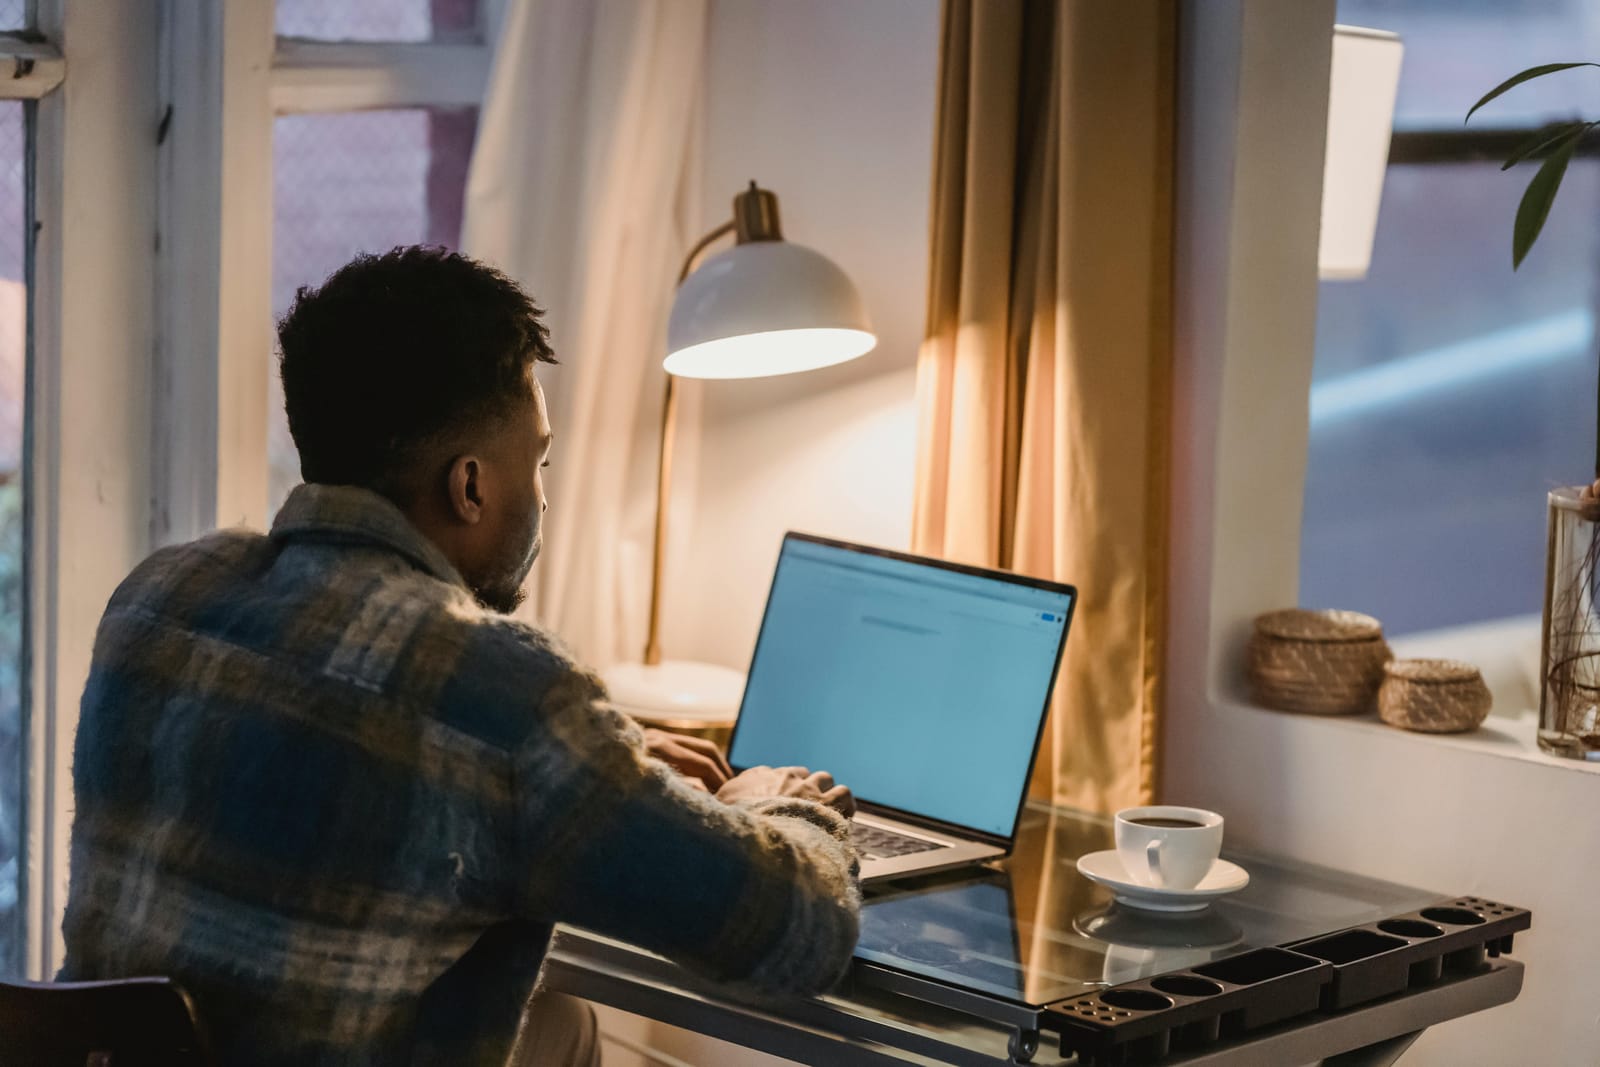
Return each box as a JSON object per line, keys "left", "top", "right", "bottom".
{"left": 727, "top": 533, "right": 1076, "bottom": 884}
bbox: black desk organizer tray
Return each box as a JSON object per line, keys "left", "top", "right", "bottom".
{"left": 1041, "top": 896, "right": 1531, "bottom": 1066}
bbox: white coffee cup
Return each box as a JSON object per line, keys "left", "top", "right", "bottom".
{"left": 1114, "top": 806, "right": 1224, "bottom": 890}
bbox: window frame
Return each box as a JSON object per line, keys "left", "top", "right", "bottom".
{"left": 271, "top": 39, "right": 491, "bottom": 113}
{"left": 1389, "top": 127, "right": 1600, "bottom": 165}
{"left": 0, "top": 35, "right": 64, "bottom": 100}
{"left": 0, "top": 18, "right": 63, "bottom": 988}
{"left": 21, "top": 0, "right": 163, "bottom": 980}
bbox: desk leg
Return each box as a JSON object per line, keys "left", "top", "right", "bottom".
{"left": 1318, "top": 1030, "right": 1424, "bottom": 1067}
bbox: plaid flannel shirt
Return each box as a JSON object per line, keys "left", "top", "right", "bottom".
{"left": 61, "top": 484, "right": 860, "bottom": 1066}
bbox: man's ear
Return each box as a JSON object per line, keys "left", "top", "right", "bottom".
{"left": 446, "top": 454, "right": 485, "bottom": 524}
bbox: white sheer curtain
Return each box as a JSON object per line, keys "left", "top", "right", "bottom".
{"left": 463, "top": 0, "right": 708, "bottom": 665}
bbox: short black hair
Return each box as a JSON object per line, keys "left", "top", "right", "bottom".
{"left": 278, "top": 245, "right": 556, "bottom": 495}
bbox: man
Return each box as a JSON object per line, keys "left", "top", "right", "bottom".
{"left": 60, "top": 247, "right": 861, "bottom": 1065}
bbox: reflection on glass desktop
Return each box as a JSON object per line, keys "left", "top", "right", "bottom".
{"left": 856, "top": 875, "right": 1028, "bottom": 1001}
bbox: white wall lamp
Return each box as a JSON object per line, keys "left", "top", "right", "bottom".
{"left": 603, "top": 182, "right": 876, "bottom": 721}
{"left": 1319, "top": 25, "right": 1404, "bottom": 281}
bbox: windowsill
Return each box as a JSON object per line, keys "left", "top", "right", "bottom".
{"left": 1222, "top": 700, "right": 1600, "bottom": 778}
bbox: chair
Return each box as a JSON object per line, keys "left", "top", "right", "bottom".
{"left": 0, "top": 976, "right": 213, "bottom": 1067}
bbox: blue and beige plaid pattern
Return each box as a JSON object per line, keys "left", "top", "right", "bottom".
{"left": 61, "top": 484, "right": 860, "bottom": 1066}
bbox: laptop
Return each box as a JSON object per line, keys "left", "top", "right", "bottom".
{"left": 727, "top": 533, "right": 1076, "bottom": 883}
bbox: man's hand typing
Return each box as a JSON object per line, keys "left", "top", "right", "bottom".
{"left": 641, "top": 728, "right": 733, "bottom": 791}
{"left": 716, "top": 765, "right": 856, "bottom": 817}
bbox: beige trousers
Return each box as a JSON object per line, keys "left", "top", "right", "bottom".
{"left": 509, "top": 990, "right": 599, "bottom": 1067}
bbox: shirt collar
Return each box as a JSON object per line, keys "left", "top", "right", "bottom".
{"left": 270, "top": 483, "right": 469, "bottom": 591}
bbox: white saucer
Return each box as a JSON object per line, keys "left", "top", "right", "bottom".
{"left": 1075, "top": 850, "right": 1249, "bottom": 913}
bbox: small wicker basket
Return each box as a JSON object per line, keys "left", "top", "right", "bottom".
{"left": 1378, "top": 658, "right": 1492, "bottom": 734}
{"left": 1248, "top": 609, "right": 1393, "bottom": 715}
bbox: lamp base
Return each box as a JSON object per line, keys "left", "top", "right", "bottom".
{"left": 601, "top": 659, "right": 746, "bottom": 727}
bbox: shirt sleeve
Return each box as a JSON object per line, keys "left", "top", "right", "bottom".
{"left": 510, "top": 666, "right": 862, "bottom": 998}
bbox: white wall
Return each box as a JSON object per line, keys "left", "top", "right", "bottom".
{"left": 666, "top": 0, "right": 938, "bottom": 672}
{"left": 1166, "top": 2, "right": 1600, "bottom": 1064}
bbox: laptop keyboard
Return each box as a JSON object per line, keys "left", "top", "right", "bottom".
{"left": 850, "top": 821, "right": 950, "bottom": 859}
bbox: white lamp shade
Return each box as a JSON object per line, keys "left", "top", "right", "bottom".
{"left": 665, "top": 240, "right": 876, "bottom": 379}
{"left": 1319, "top": 25, "right": 1404, "bottom": 281}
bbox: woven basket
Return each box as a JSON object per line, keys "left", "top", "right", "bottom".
{"left": 1378, "top": 658, "right": 1492, "bottom": 734}
{"left": 1248, "top": 609, "right": 1393, "bottom": 715}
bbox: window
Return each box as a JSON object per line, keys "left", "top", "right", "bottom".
{"left": 0, "top": 98, "right": 28, "bottom": 979}
{"left": 1301, "top": 0, "right": 1600, "bottom": 636}
{"left": 276, "top": 0, "right": 481, "bottom": 43}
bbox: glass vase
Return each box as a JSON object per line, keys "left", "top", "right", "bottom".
{"left": 1540, "top": 486, "right": 1600, "bottom": 759}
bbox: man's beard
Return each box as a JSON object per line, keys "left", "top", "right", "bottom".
{"left": 473, "top": 532, "right": 540, "bottom": 615}
{"left": 474, "top": 582, "right": 527, "bottom": 615}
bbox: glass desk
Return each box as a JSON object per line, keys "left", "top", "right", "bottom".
{"left": 542, "top": 803, "right": 1524, "bottom": 1065}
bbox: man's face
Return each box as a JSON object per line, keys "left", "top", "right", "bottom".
{"left": 472, "top": 371, "right": 552, "bottom": 614}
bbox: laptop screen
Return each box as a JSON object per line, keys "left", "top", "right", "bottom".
{"left": 728, "top": 535, "right": 1075, "bottom": 839}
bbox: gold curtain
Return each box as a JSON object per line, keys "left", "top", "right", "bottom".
{"left": 913, "top": 0, "right": 1175, "bottom": 813}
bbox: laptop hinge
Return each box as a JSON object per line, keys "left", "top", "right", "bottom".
{"left": 858, "top": 803, "right": 1011, "bottom": 851}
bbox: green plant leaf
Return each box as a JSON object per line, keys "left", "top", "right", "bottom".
{"left": 1467, "top": 62, "right": 1600, "bottom": 124}
{"left": 1502, "top": 120, "right": 1592, "bottom": 171}
{"left": 1513, "top": 134, "right": 1581, "bottom": 268}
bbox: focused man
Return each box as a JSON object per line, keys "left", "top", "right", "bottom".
{"left": 60, "top": 247, "right": 860, "bottom": 1065}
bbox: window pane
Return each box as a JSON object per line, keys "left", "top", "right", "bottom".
{"left": 1302, "top": 160, "right": 1597, "bottom": 636}
{"left": 0, "top": 100, "right": 28, "bottom": 979}
{"left": 0, "top": 0, "right": 27, "bottom": 31}
{"left": 270, "top": 108, "right": 478, "bottom": 515}
{"left": 1337, "top": 0, "right": 1600, "bottom": 129}
{"left": 275, "top": 0, "right": 479, "bottom": 42}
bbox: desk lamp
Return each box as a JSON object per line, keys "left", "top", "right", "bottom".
{"left": 602, "top": 182, "right": 876, "bottom": 722}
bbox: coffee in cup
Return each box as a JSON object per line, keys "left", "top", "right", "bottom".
{"left": 1114, "top": 806, "right": 1224, "bottom": 890}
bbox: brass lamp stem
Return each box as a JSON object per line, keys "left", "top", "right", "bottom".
{"left": 642, "top": 218, "right": 736, "bottom": 667}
